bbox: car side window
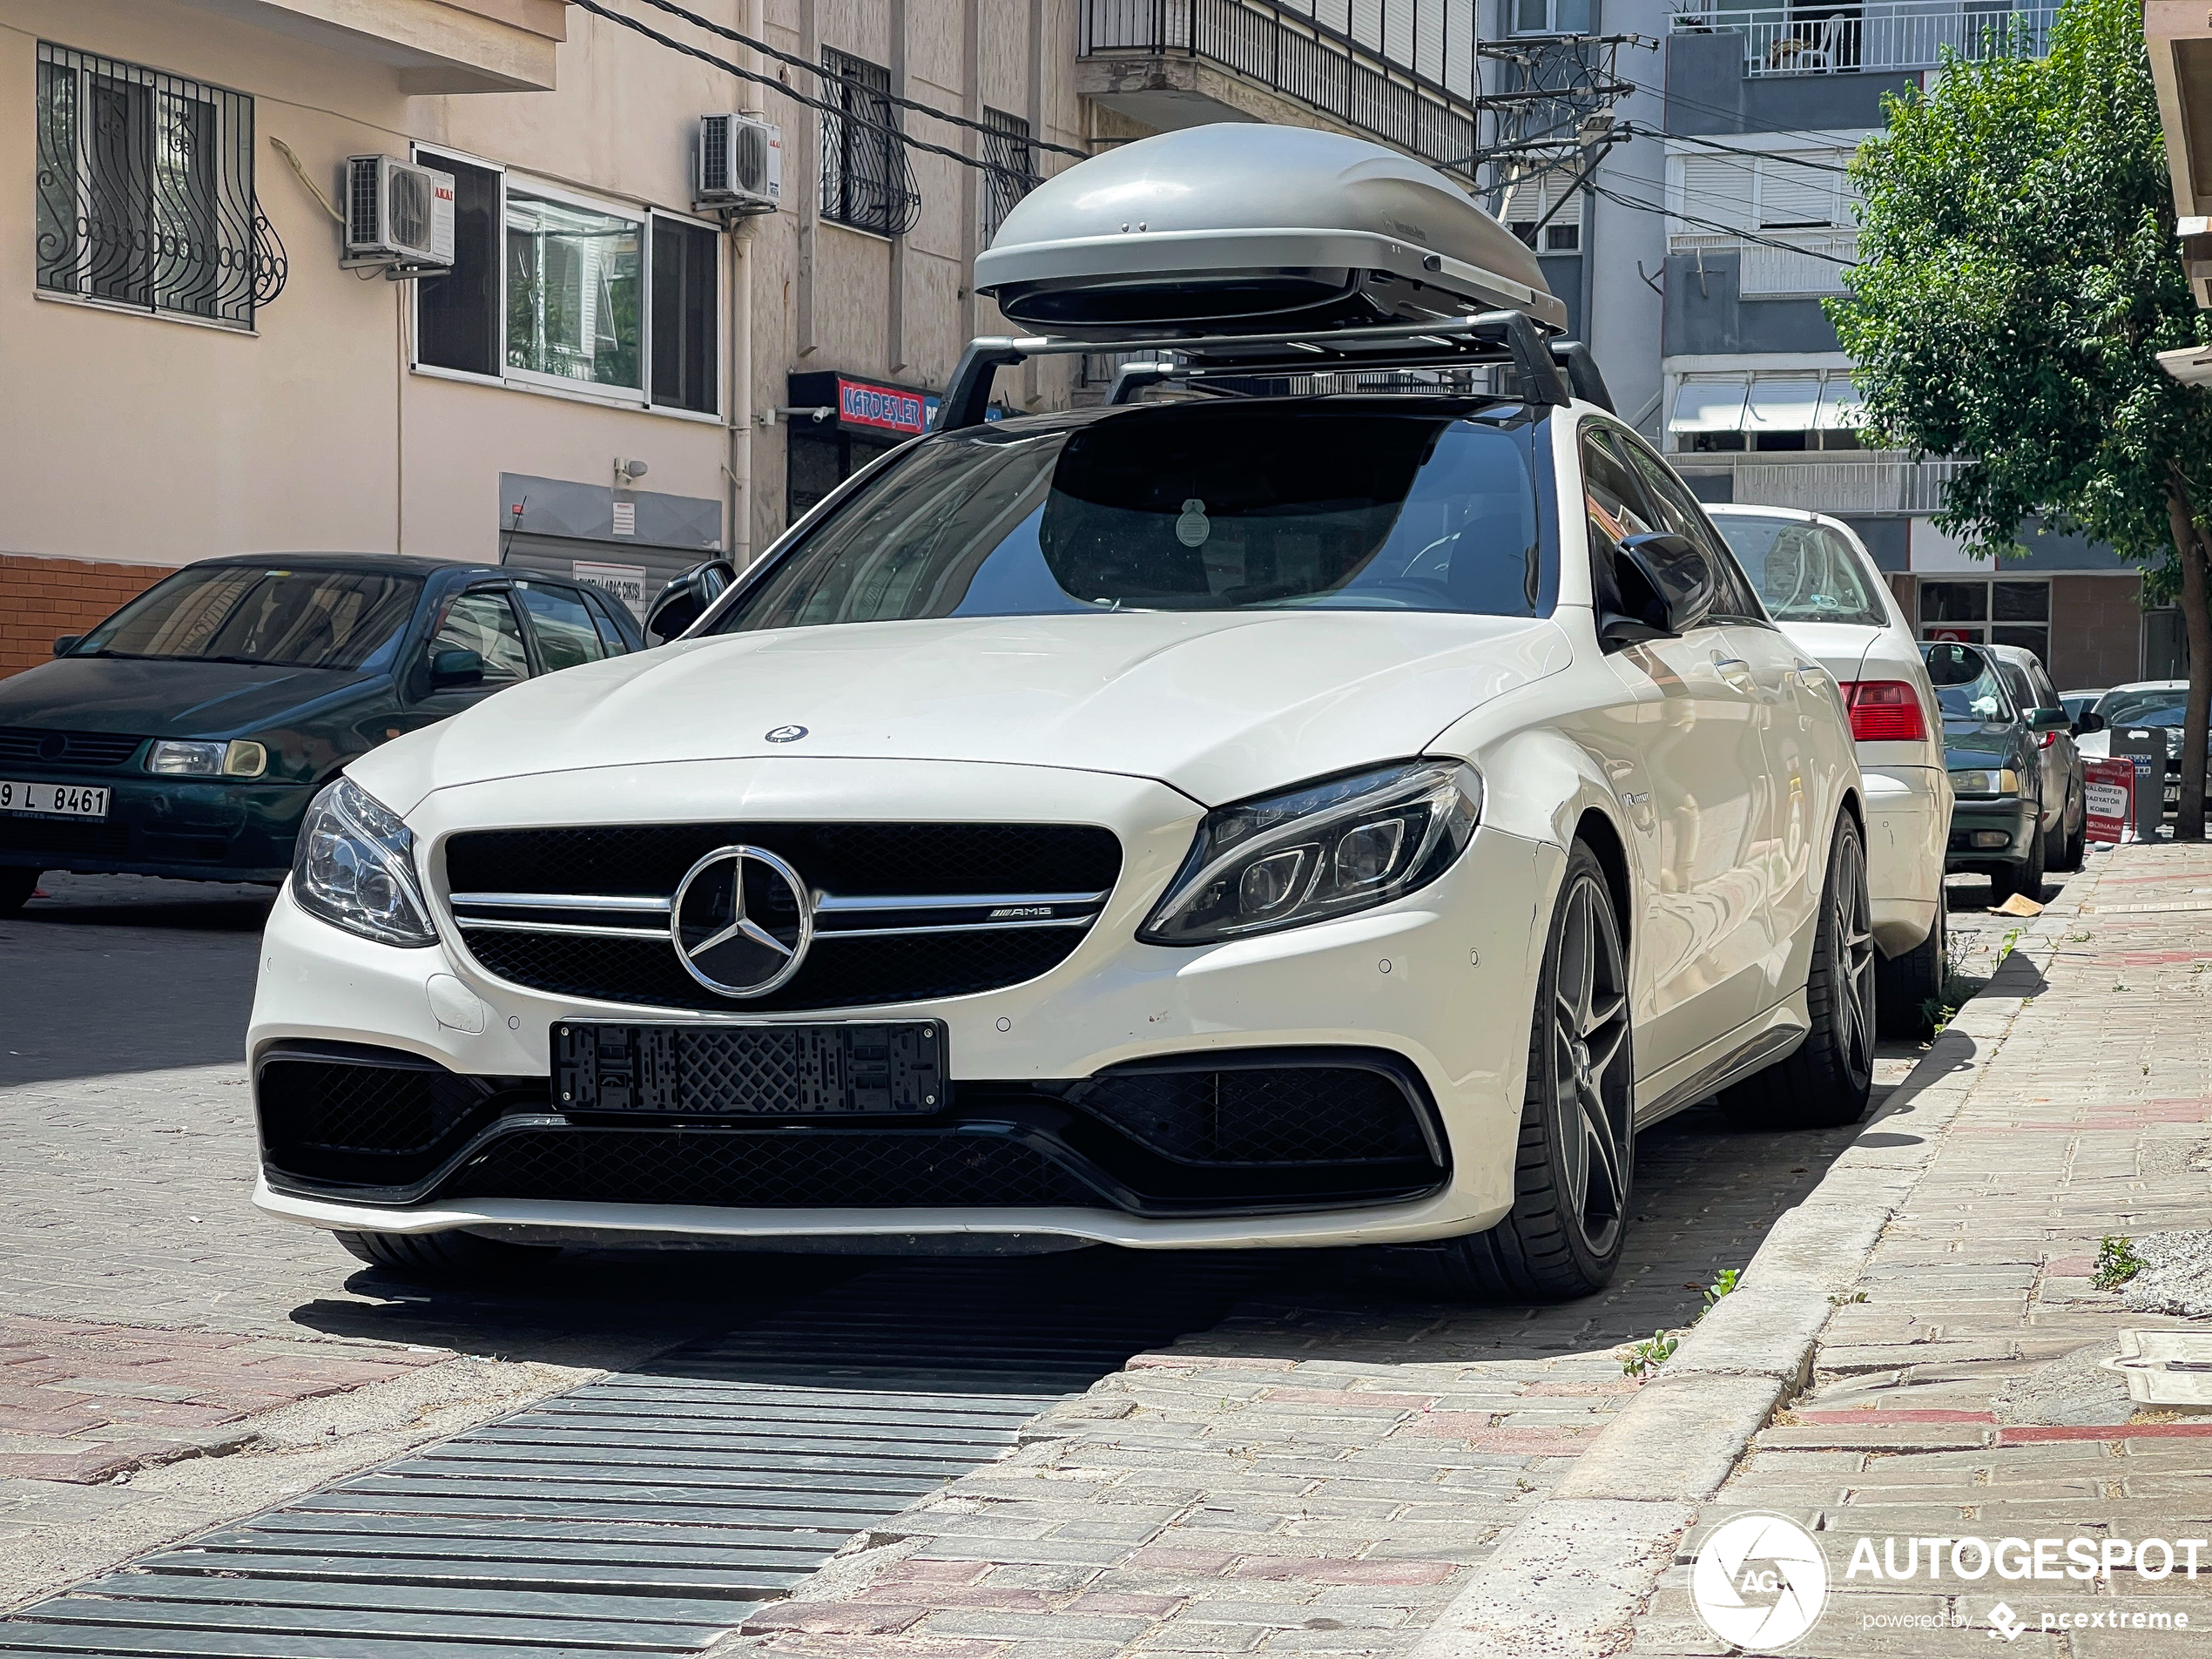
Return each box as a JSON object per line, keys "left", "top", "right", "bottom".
{"left": 516, "top": 583, "right": 606, "bottom": 672}
{"left": 1580, "top": 425, "right": 1664, "bottom": 622}
{"left": 580, "top": 587, "right": 637, "bottom": 655}
{"left": 432, "top": 590, "right": 530, "bottom": 685}
{"left": 1618, "top": 439, "right": 1769, "bottom": 624}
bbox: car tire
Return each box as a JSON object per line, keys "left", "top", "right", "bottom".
{"left": 334, "top": 1229, "right": 559, "bottom": 1285}
{"left": 1874, "top": 900, "right": 1946, "bottom": 1041}
{"left": 2052, "top": 784, "right": 2087, "bottom": 873}
{"left": 0, "top": 868, "right": 39, "bottom": 917}
{"left": 1722, "top": 814, "right": 1876, "bottom": 1130}
{"left": 1413, "top": 842, "right": 1634, "bottom": 1302}
{"left": 1987, "top": 823, "right": 2045, "bottom": 904}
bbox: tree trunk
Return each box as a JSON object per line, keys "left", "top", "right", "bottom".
{"left": 2163, "top": 476, "right": 2212, "bottom": 841}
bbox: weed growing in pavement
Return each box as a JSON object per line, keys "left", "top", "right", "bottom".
{"left": 1998, "top": 926, "right": 2026, "bottom": 964}
{"left": 1829, "top": 1290, "right": 1869, "bottom": 1306}
{"left": 1621, "top": 1330, "right": 1679, "bottom": 1379}
{"left": 1620, "top": 1270, "right": 1741, "bottom": 1379}
{"left": 2094, "top": 1236, "right": 2148, "bottom": 1291}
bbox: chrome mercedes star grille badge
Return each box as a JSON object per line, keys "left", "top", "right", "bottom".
{"left": 670, "top": 844, "right": 813, "bottom": 997}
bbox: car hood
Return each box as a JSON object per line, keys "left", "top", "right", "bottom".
{"left": 0, "top": 656, "right": 380, "bottom": 740}
{"left": 1939, "top": 719, "right": 2021, "bottom": 769}
{"left": 356, "top": 610, "right": 1575, "bottom": 813}
{"left": 1773, "top": 620, "right": 1883, "bottom": 683}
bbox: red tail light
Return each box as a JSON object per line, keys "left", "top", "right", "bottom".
{"left": 1840, "top": 679, "right": 1929, "bottom": 743}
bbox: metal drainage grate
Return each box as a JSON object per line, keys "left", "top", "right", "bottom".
{"left": 0, "top": 1257, "right": 1252, "bottom": 1658}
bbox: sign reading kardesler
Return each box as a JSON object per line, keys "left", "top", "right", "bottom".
{"left": 836, "top": 377, "right": 928, "bottom": 435}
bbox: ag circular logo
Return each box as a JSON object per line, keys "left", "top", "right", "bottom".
{"left": 671, "top": 845, "right": 813, "bottom": 998}
{"left": 1690, "top": 1512, "right": 1829, "bottom": 1649}
{"left": 765, "top": 725, "right": 808, "bottom": 743}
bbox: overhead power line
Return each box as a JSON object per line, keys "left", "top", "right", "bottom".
{"left": 1589, "top": 179, "right": 1858, "bottom": 262}
{"left": 1646, "top": 126, "right": 1858, "bottom": 174}
{"left": 610, "top": 0, "right": 1089, "bottom": 159}
{"left": 569, "top": 0, "right": 1055, "bottom": 185}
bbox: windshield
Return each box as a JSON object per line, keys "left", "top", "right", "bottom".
{"left": 1922, "top": 642, "right": 2014, "bottom": 723}
{"left": 2101, "top": 689, "right": 2189, "bottom": 727}
{"left": 709, "top": 402, "right": 1550, "bottom": 634}
{"left": 73, "top": 565, "right": 422, "bottom": 671}
{"left": 1709, "top": 516, "right": 1887, "bottom": 626}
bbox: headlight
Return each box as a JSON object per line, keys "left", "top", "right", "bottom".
{"left": 1138, "top": 759, "right": 1481, "bottom": 947}
{"left": 146, "top": 738, "right": 266, "bottom": 778}
{"left": 1948, "top": 767, "right": 2021, "bottom": 798}
{"left": 291, "top": 778, "right": 436, "bottom": 948}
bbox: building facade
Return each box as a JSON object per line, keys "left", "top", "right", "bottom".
{"left": 0, "top": 0, "right": 1501, "bottom": 678}
{"left": 1526, "top": 0, "right": 2175, "bottom": 691}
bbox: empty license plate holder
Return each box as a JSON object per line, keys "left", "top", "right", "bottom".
{"left": 553, "top": 1021, "right": 947, "bottom": 1116}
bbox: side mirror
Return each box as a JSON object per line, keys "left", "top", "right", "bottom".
{"left": 52, "top": 636, "right": 79, "bottom": 658}
{"left": 428, "top": 647, "right": 484, "bottom": 688}
{"left": 2029, "top": 706, "right": 2070, "bottom": 732}
{"left": 2076, "top": 711, "right": 2106, "bottom": 734}
{"left": 1602, "top": 531, "right": 1714, "bottom": 649}
{"left": 646, "top": 558, "right": 738, "bottom": 645}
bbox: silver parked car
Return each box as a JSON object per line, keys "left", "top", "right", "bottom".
{"left": 1983, "top": 644, "right": 2085, "bottom": 873}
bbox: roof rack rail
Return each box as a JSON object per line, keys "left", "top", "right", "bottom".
{"left": 934, "top": 309, "right": 1573, "bottom": 433}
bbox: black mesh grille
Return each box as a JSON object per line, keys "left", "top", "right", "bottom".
{"left": 0, "top": 728, "right": 145, "bottom": 768}
{"left": 0, "top": 819, "right": 131, "bottom": 857}
{"left": 444, "top": 1128, "right": 1097, "bottom": 1208}
{"left": 1069, "top": 1067, "right": 1431, "bottom": 1166}
{"left": 443, "top": 823, "right": 1122, "bottom": 900}
{"left": 258, "top": 1058, "right": 486, "bottom": 1157}
{"left": 463, "top": 921, "right": 1088, "bottom": 1014}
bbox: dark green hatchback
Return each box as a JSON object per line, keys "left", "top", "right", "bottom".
{"left": 0, "top": 554, "right": 643, "bottom": 912}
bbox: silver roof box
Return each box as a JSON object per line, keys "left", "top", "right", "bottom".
{"left": 973, "top": 124, "right": 1564, "bottom": 339}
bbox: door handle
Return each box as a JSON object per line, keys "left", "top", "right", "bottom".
{"left": 1710, "top": 654, "right": 1755, "bottom": 685}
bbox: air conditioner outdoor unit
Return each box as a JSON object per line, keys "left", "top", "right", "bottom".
{"left": 696, "top": 114, "right": 781, "bottom": 213}
{"left": 342, "top": 155, "right": 455, "bottom": 273}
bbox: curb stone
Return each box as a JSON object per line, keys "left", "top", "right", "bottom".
{"left": 1402, "top": 877, "right": 2087, "bottom": 1659}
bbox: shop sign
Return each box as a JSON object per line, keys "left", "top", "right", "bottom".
{"left": 2084, "top": 756, "right": 2134, "bottom": 844}
{"left": 838, "top": 377, "right": 928, "bottom": 435}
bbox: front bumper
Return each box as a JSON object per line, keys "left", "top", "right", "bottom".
{"left": 0, "top": 774, "right": 314, "bottom": 882}
{"left": 249, "top": 759, "right": 1554, "bottom": 1251}
{"left": 1945, "top": 796, "right": 2038, "bottom": 868}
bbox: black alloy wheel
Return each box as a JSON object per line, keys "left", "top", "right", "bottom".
{"left": 1418, "top": 841, "right": 1634, "bottom": 1301}
{"left": 1723, "top": 813, "right": 1876, "bottom": 1130}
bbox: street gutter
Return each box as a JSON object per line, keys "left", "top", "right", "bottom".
{"left": 1403, "top": 880, "right": 2080, "bottom": 1659}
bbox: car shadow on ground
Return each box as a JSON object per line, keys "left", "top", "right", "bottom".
{"left": 0, "top": 873, "right": 272, "bottom": 1085}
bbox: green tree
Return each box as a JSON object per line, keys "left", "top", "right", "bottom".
{"left": 1830, "top": 0, "right": 2212, "bottom": 836}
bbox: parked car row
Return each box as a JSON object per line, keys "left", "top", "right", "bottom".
{"left": 0, "top": 556, "right": 642, "bottom": 914}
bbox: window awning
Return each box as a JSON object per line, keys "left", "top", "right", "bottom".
{"left": 1669, "top": 378, "right": 1750, "bottom": 433}
{"left": 1814, "top": 377, "right": 1865, "bottom": 429}
{"left": 1746, "top": 377, "right": 1823, "bottom": 430}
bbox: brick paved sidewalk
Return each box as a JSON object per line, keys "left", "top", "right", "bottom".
{"left": 1628, "top": 842, "right": 2212, "bottom": 1657}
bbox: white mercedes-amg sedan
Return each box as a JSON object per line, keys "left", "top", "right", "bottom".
{"left": 249, "top": 395, "right": 1866, "bottom": 1302}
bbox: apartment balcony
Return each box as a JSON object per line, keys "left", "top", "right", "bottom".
{"left": 1674, "top": 449, "right": 1966, "bottom": 514}
{"left": 1671, "top": 230, "right": 1858, "bottom": 297}
{"left": 1078, "top": 0, "right": 1480, "bottom": 175}
{"left": 1669, "top": 2, "right": 2057, "bottom": 78}
{"left": 175, "top": 0, "right": 565, "bottom": 92}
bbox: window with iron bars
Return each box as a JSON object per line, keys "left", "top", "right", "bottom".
{"left": 819, "top": 48, "right": 920, "bottom": 238}
{"left": 33, "top": 42, "right": 285, "bottom": 329}
{"left": 980, "top": 108, "right": 1037, "bottom": 244}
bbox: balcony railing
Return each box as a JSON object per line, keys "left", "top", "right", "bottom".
{"left": 1672, "top": 230, "right": 1858, "bottom": 295}
{"left": 1676, "top": 450, "right": 1966, "bottom": 513}
{"left": 1669, "top": 3, "right": 2058, "bottom": 76}
{"left": 1080, "top": 0, "right": 1480, "bottom": 173}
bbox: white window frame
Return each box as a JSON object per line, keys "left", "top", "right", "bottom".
{"left": 408, "top": 146, "right": 723, "bottom": 422}
{"left": 1509, "top": 0, "right": 1593, "bottom": 36}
